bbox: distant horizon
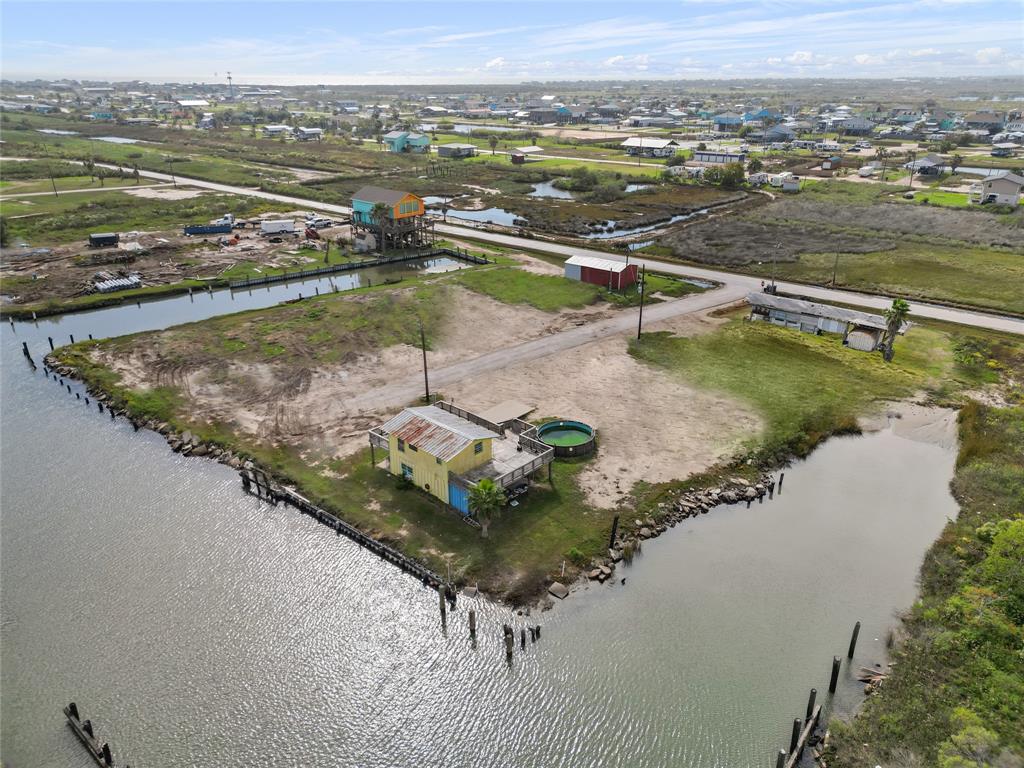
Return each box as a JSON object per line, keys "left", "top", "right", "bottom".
{"left": 6, "top": 75, "right": 1024, "bottom": 90}
{"left": 3, "top": 0, "right": 1022, "bottom": 85}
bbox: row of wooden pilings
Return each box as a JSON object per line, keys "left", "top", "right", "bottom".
{"left": 437, "top": 584, "right": 542, "bottom": 659}
{"left": 774, "top": 621, "right": 862, "bottom": 768}
{"left": 243, "top": 473, "right": 545, "bottom": 659}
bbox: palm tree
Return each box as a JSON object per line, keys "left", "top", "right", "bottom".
{"left": 469, "top": 478, "right": 505, "bottom": 539}
{"left": 370, "top": 202, "right": 390, "bottom": 255}
{"left": 949, "top": 153, "right": 964, "bottom": 176}
{"left": 488, "top": 135, "right": 499, "bottom": 155}
{"left": 882, "top": 298, "right": 911, "bottom": 362}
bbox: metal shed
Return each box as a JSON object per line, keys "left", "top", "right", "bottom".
{"left": 564, "top": 255, "right": 638, "bottom": 290}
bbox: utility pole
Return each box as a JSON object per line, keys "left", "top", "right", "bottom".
{"left": 636, "top": 265, "right": 647, "bottom": 340}
{"left": 831, "top": 252, "right": 840, "bottom": 287}
{"left": 419, "top": 319, "right": 430, "bottom": 403}
{"left": 770, "top": 243, "right": 780, "bottom": 293}
{"left": 907, "top": 150, "right": 916, "bottom": 190}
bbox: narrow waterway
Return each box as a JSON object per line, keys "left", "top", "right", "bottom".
{"left": 1, "top": 280, "right": 959, "bottom": 767}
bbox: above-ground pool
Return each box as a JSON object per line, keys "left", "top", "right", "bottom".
{"left": 537, "top": 420, "right": 597, "bottom": 458}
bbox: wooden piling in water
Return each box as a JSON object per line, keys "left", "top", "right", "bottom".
{"left": 48, "top": 336, "right": 54, "bottom": 351}
{"left": 520, "top": 628, "right": 526, "bottom": 650}
{"left": 70, "top": 334, "right": 75, "bottom": 344}
{"left": 848, "top": 621, "right": 861, "bottom": 658}
{"left": 789, "top": 719, "right": 802, "bottom": 754}
{"left": 609, "top": 514, "right": 619, "bottom": 549}
{"left": 775, "top": 749, "right": 786, "bottom": 768}
{"left": 829, "top": 655, "right": 841, "bottom": 693}
{"left": 439, "top": 585, "right": 447, "bottom": 623}
{"left": 469, "top": 609, "right": 476, "bottom": 637}
{"left": 806, "top": 688, "right": 817, "bottom": 721}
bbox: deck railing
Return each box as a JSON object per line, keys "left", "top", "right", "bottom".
{"left": 434, "top": 401, "right": 505, "bottom": 436}
{"left": 368, "top": 426, "right": 389, "bottom": 450}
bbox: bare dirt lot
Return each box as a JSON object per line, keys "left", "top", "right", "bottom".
{"left": 442, "top": 309, "right": 760, "bottom": 508}
{"left": 89, "top": 280, "right": 755, "bottom": 505}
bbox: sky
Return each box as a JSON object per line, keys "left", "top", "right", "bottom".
{"left": 2, "top": 0, "right": 1023, "bottom": 84}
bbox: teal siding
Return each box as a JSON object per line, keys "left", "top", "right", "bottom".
{"left": 352, "top": 199, "right": 378, "bottom": 225}
{"left": 449, "top": 482, "right": 471, "bottom": 515}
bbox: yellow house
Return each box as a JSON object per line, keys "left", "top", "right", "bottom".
{"left": 375, "top": 405, "right": 498, "bottom": 512}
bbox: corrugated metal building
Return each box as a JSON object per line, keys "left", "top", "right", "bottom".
{"left": 564, "top": 255, "right": 638, "bottom": 290}
{"left": 746, "top": 292, "right": 908, "bottom": 352}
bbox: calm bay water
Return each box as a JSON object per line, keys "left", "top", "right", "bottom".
{"left": 1, "top": 277, "right": 959, "bottom": 767}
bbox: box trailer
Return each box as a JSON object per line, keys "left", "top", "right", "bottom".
{"left": 183, "top": 223, "right": 233, "bottom": 236}
{"left": 260, "top": 220, "right": 297, "bottom": 236}
{"left": 88, "top": 232, "right": 120, "bottom": 248}
{"left": 183, "top": 214, "right": 235, "bottom": 236}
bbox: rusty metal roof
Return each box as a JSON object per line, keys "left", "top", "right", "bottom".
{"left": 378, "top": 406, "right": 498, "bottom": 462}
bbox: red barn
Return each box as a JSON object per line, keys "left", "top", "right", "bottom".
{"left": 563, "top": 255, "right": 638, "bottom": 290}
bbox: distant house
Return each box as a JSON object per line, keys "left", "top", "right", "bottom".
{"left": 746, "top": 293, "right": 908, "bottom": 352}
{"left": 564, "top": 255, "right": 638, "bottom": 290}
{"left": 526, "top": 106, "right": 570, "bottom": 124}
{"left": 692, "top": 149, "right": 746, "bottom": 165}
{"left": 969, "top": 171, "right": 1024, "bottom": 205}
{"left": 510, "top": 145, "right": 545, "bottom": 164}
{"left": 620, "top": 137, "right": 679, "bottom": 157}
{"left": 294, "top": 127, "right": 323, "bottom": 141}
{"left": 839, "top": 116, "right": 875, "bottom": 135}
{"left": 437, "top": 142, "right": 477, "bottom": 158}
{"left": 351, "top": 186, "right": 424, "bottom": 225}
{"left": 713, "top": 112, "right": 743, "bottom": 131}
{"left": 990, "top": 142, "right": 1019, "bottom": 158}
{"left": 176, "top": 99, "right": 209, "bottom": 109}
{"left": 383, "top": 130, "right": 431, "bottom": 153}
{"left": 262, "top": 124, "right": 292, "bottom": 138}
{"left": 905, "top": 154, "right": 946, "bottom": 175}
{"left": 765, "top": 124, "right": 797, "bottom": 142}
{"left": 963, "top": 111, "right": 1005, "bottom": 133}
{"left": 367, "top": 402, "right": 553, "bottom": 515}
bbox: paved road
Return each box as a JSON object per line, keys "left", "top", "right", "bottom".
{"left": 47, "top": 158, "right": 1024, "bottom": 337}
{"left": 347, "top": 284, "right": 750, "bottom": 412}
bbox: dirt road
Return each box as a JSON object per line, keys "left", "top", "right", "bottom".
{"left": 344, "top": 283, "right": 749, "bottom": 413}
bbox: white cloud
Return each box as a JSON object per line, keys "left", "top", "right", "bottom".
{"left": 853, "top": 53, "right": 884, "bottom": 65}
{"left": 766, "top": 56, "right": 783, "bottom": 65}
{"left": 908, "top": 47, "right": 941, "bottom": 56}
{"left": 974, "top": 46, "right": 1004, "bottom": 63}
{"left": 785, "top": 50, "right": 814, "bottom": 64}
{"left": 484, "top": 56, "right": 506, "bottom": 69}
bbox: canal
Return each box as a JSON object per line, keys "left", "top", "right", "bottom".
{"left": 1, "top": 273, "right": 959, "bottom": 767}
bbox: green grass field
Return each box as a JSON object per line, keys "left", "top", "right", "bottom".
{"left": 3, "top": 188, "right": 277, "bottom": 244}
{"left": 630, "top": 316, "right": 950, "bottom": 461}
{"left": 746, "top": 244, "right": 1024, "bottom": 315}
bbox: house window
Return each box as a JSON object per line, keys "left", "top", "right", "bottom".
{"left": 401, "top": 463, "right": 413, "bottom": 480}
{"left": 409, "top": 444, "right": 418, "bottom": 452}
{"left": 397, "top": 439, "right": 405, "bottom": 452}
{"left": 474, "top": 442, "right": 484, "bottom": 454}
{"left": 436, "top": 457, "right": 442, "bottom": 465}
